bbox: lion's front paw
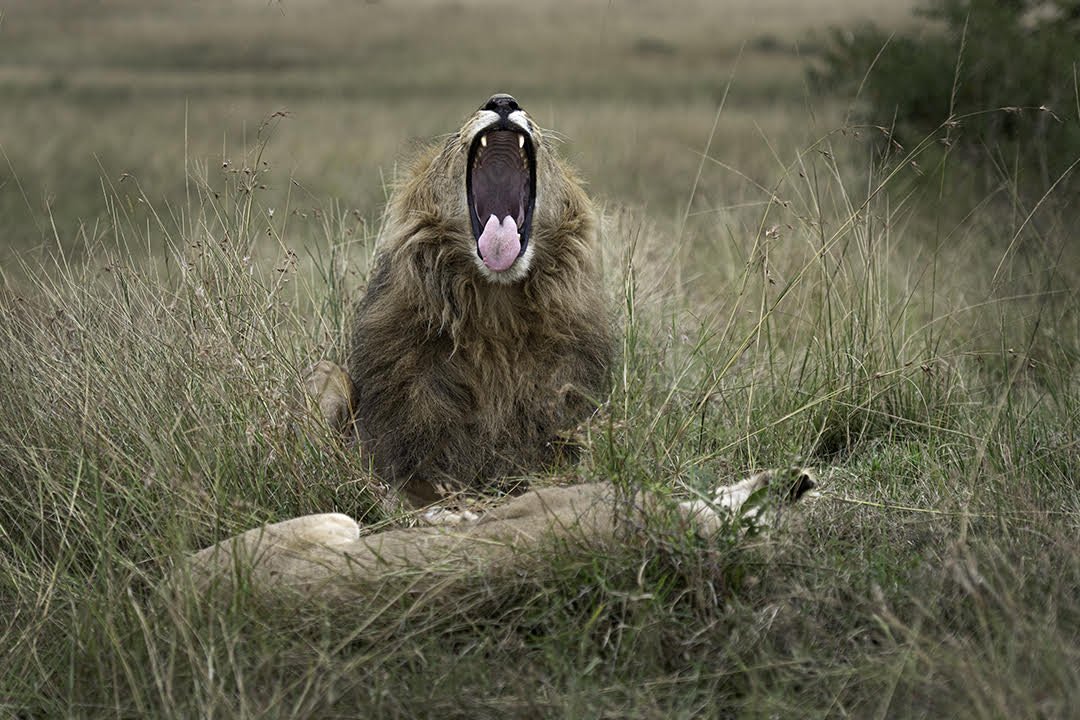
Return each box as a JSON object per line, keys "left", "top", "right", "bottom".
{"left": 421, "top": 506, "right": 481, "bottom": 526}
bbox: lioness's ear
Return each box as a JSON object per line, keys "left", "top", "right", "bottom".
{"left": 785, "top": 468, "right": 816, "bottom": 502}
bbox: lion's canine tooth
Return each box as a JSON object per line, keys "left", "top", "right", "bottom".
{"left": 480, "top": 134, "right": 487, "bottom": 148}
{"left": 518, "top": 134, "right": 525, "bottom": 148}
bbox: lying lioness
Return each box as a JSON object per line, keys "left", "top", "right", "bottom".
{"left": 183, "top": 469, "right": 815, "bottom": 600}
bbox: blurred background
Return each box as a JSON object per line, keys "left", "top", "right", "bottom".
{"left": 0, "top": 0, "right": 922, "bottom": 263}
{"left": 4, "top": 0, "right": 1078, "bottom": 282}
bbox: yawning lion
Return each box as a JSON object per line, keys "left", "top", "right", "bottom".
{"left": 314, "top": 94, "right": 615, "bottom": 507}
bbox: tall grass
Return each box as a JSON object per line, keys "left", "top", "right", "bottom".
{"left": 1, "top": 98, "right": 1077, "bottom": 717}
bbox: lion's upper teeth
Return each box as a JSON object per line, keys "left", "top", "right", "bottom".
{"left": 518, "top": 135, "right": 524, "bottom": 148}
{"left": 480, "top": 134, "right": 487, "bottom": 148}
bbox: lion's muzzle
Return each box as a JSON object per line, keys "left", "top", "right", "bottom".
{"left": 466, "top": 94, "right": 536, "bottom": 277}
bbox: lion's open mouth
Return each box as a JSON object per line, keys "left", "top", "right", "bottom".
{"left": 466, "top": 128, "right": 536, "bottom": 273}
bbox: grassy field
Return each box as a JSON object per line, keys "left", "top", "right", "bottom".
{"left": 2, "top": 0, "right": 1079, "bottom": 717}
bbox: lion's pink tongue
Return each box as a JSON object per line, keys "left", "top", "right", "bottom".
{"left": 477, "top": 214, "right": 521, "bottom": 272}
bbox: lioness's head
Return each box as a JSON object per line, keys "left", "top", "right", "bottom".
{"left": 401, "top": 93, "right": 591, "bottom": 286}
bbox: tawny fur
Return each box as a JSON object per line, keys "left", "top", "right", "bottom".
{"left": 346, "top": 98, "right": 614, "bottom": 505}
{"left": 182, "top": 469, "right": 817, "bottom": 601}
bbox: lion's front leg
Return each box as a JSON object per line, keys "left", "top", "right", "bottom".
{"left": 303, "top": 360, "right": 354, "bottom": 432}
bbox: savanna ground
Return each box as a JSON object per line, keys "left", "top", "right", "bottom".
{"left": 2, "top": 0, "right": 1078, "bottom": 717}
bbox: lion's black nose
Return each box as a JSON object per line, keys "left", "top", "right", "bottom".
{"left": 483, "top": 94, "right": 520, "bottom": 116}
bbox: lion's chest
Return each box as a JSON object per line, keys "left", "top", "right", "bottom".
{"left": 436, "top": 330, "right": 565, "bottom": 429}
